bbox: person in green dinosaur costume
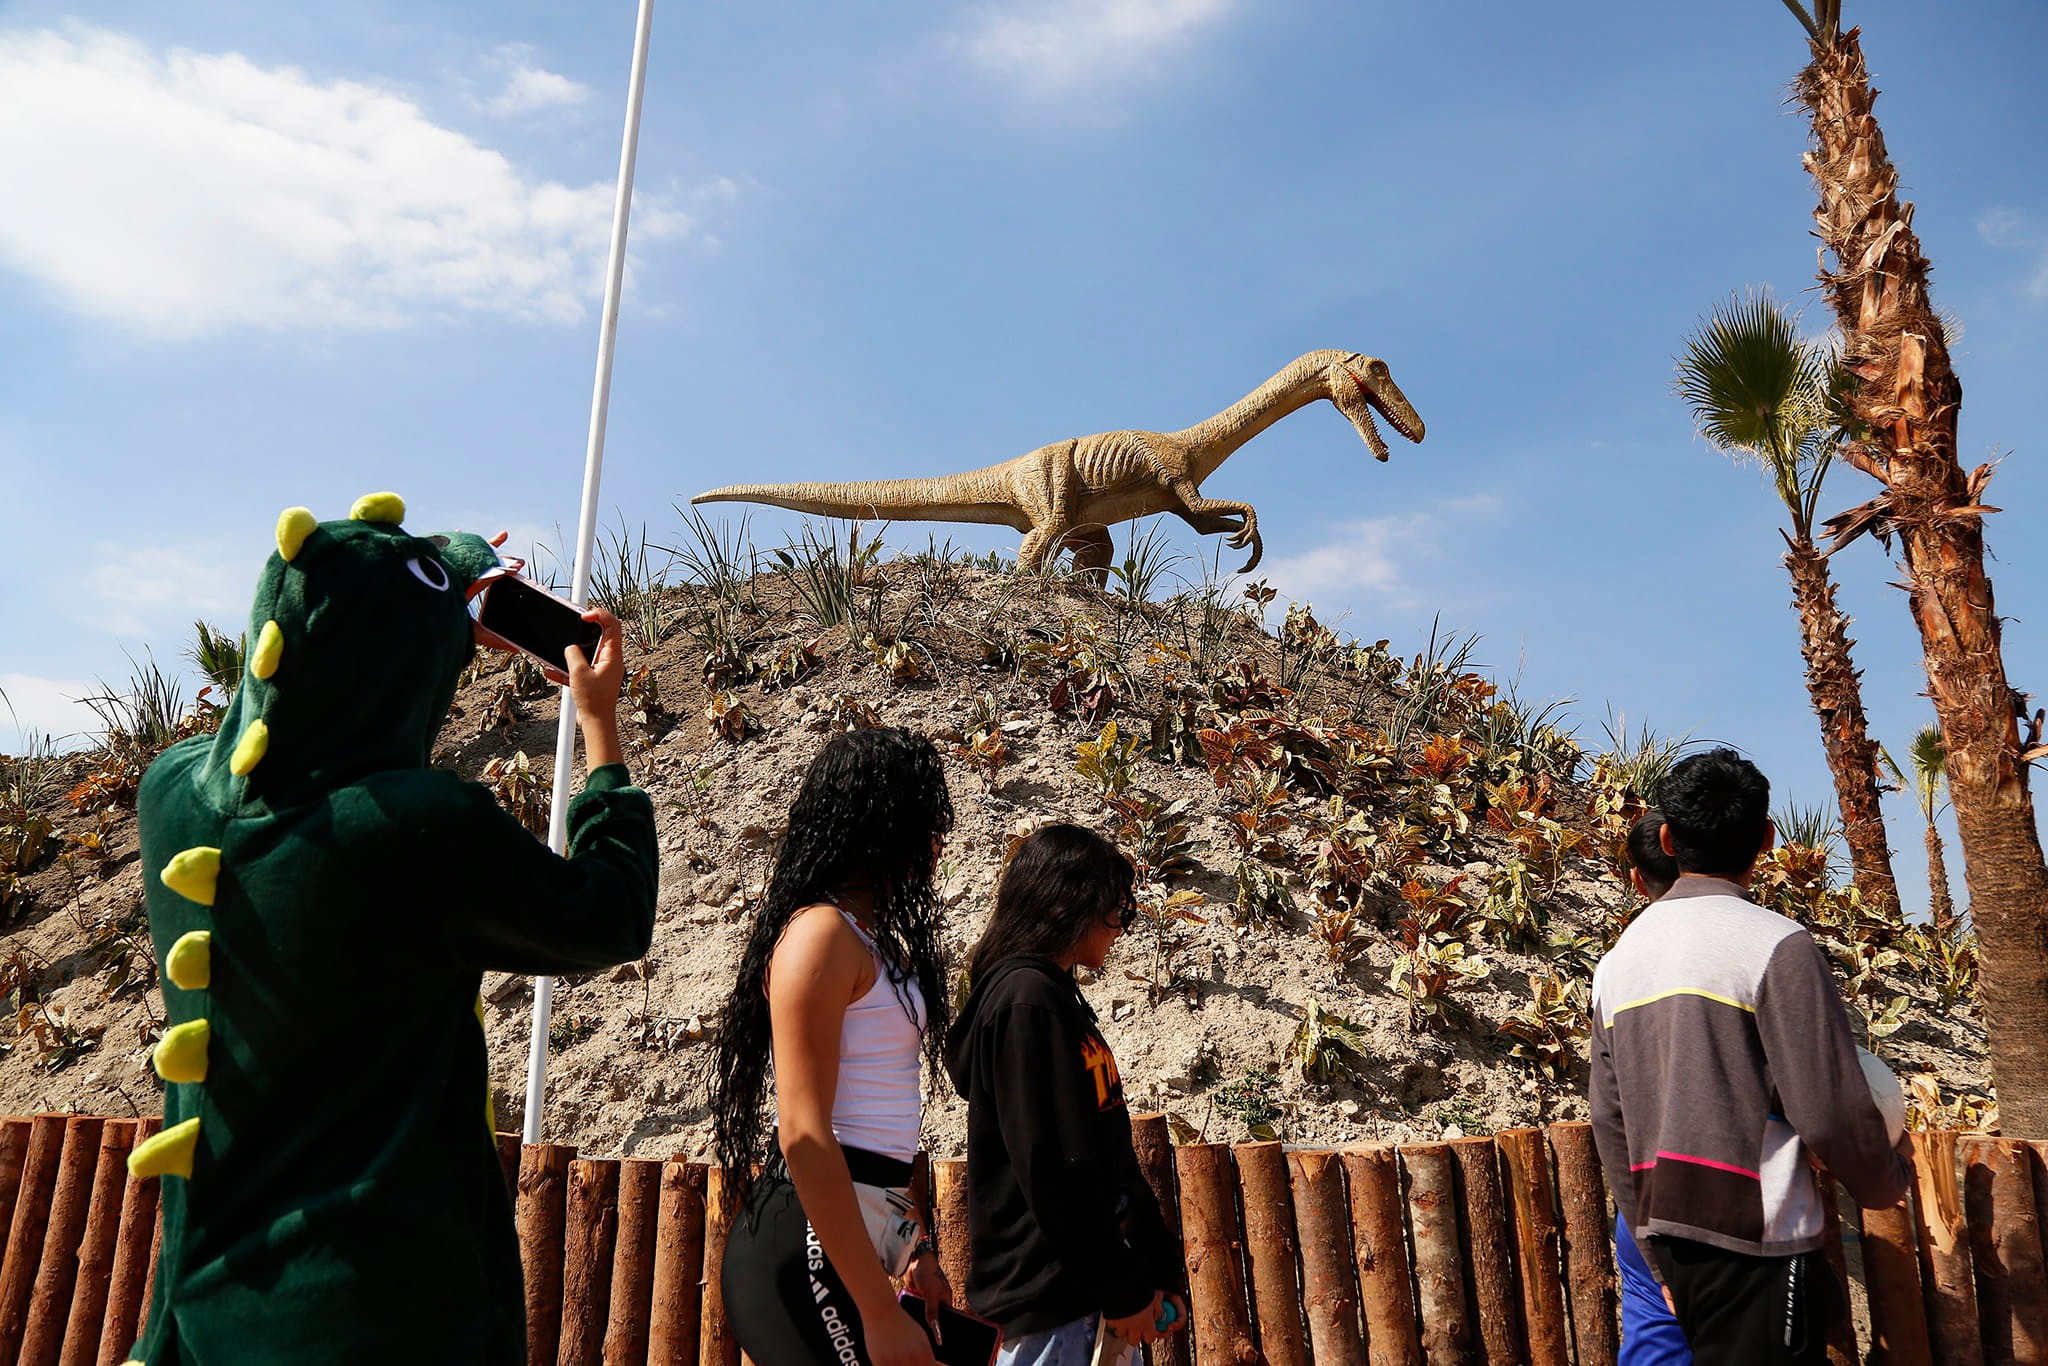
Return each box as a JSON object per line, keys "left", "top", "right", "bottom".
{"left": 126, "top": 492, "right": 659, "bottom": 1363}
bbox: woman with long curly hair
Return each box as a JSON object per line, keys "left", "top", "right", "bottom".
{"left": 711, "top": 728, "right": 956, "bottom": 1366}
{"left": 944, "top": 824, "right": 1186, "bottom": 1364}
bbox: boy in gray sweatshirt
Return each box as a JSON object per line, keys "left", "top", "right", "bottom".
{"left": 1589, "top": 749, "right": 1908, "bottom": 1364}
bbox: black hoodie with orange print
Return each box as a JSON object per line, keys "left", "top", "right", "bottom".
{"left": 943, "top": 956, "right": 1183, "bottom": 1337}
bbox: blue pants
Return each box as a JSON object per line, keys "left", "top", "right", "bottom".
{"left": 998, "top": 1316, "right": 1133, "bottom": 1366}
{"left": 1617, "top": 1213, "right": 1693, "bottom": 1366}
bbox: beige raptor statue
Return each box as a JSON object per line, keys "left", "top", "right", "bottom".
{"left": 693, "top": 349, "right": 1425, "bottom": 577}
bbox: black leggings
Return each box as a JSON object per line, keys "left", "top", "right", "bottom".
{"left": 721, "top": 1147, "right": 913, "bottom": 1366}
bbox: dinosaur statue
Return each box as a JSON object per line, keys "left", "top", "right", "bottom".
{"left": 693, "top": 349, "right": 1424, "bottom": 577}
{"left": 128, "top": 493, "right": 657, "bottom": 1363}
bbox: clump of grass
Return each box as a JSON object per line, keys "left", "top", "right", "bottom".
{"left": 589, "top": 520, "right": 678, "bottom": 650}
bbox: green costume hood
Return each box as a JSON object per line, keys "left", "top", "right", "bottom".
{"left": 190, "top": 493, "right": 501, "bottom": 809}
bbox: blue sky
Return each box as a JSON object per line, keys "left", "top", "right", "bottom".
{"left": 2, "top": 0, "right": 2044, "bottom": 919}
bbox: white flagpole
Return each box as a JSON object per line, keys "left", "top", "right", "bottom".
{"left": 524, "top": 0, "right": 656, "bottom": 1145}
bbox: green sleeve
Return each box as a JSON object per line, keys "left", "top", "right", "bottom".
{"left": 432, "top": 763, "right": 660, "bottom": 975}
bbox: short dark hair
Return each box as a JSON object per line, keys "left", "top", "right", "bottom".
{"left": 1627, "top": 810, "right": 1679, "bottom": 899}
{"left": 967, "top": 823, "right": 1135, "bottom": 984}
{"left": 1659, "top": 748, "right": 1771, "bottom": 876}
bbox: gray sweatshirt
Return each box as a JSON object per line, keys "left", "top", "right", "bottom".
{"left": 1588, "top": 878, "right": 1908, "bottom": 1258}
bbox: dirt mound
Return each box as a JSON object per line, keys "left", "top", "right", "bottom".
{"left": 0, "top": 551, "right": 1992, "bottom": 1155}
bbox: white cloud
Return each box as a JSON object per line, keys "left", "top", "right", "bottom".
{"left": 2, "top": 673, "right": 103, "bottom": 751}
{"left": 0, "top": 26, "right": 693, "bottom": 337}
{"left": 480, "top": 48, "right": 590, "bottom": 117}
{"left": 1976, "top": 207, "right": 2048, "bottom": 298}
{"left": 87, "top": 539, "right": 255, "bottom": 638}
{"left": 1263, "top": 512, "right": 1436, "bottom": 611}
{"left": 954, "top": 0, "right": 1233, "bottom": 98}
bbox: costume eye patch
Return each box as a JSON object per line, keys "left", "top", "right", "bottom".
{"left": 406, "top": 555, "right": 452, "bottom": 591}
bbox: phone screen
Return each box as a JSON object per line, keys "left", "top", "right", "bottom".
{"left": 476, "top": 576, "right": 603, "bottom": 673}
{"left": 898, "top": 1294, "right": 1002, "bottom": 1366}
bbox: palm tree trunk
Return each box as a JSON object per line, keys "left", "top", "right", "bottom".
{"left": 1799, "top": 27, "right": 2048, "bottom": 1132}
{"left": 1784, "top": 534, "right": 1899, "bottom": 912}
{"left": 1924, "top": 819, "right": 1958, "bottom": 940}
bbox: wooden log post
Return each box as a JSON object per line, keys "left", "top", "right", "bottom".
{"left": 1175, "top": 1142, "right": 1258, "bottom": 1366}
{"left": 1234, "top": 1141, "right": 1307, "bottom": 1366}
{"left": 0, "top": 1117, "right": 33, "bottom": 1267}
{"left": 56, "top": 1119, "right": 138, "bottom": 1366}
{"left": 1343, "top": 1145, "right": 1422, "bottom": 1366}
{"left": 1398, "top": 1143, "right": 1471, "bottom": 1366}
{"left": 1131, "top": 1115, "right": 1190, "bottom": 1366}
{"left": 1546, "top": 1123, "right": 1617, "bottom": 1366}
{"left": 1861, "top": 1194, "right": 1934, "bottom": 1366}
{"left": 1961, "top": 1137, "right": 2048, "bottom": 1365}
{"left": 96, "top": 1117, "right": 160, "bottom": 1366}
{"left": 518, "top": 1142, "right": 575, "bottom": 1366}
{"left": 699, "top": 1166, "right": 740, "bottom": 1366}
{"left": 646, "top": 1162, "right": 707, "bottom": 1366}
{"left": 1813, "top": 1169, "right": 1858, "bottom": 1366}
{"left": 1287, "top": 1149, "right": 1364, "bottom": 1366}
{"left": 1496, "top": 1127, "right": 1569, "bottom": 1366}
{"left": 498, "top": 1132, "right": 523, "bottom": 1200}
{"left": 19, "top": 1114, "right": 105, "bottom": 1366}
{"left": 1909, "top": 1130, "right": 1983, "bottom": 1366}
{"left": 606, "top": 1158, "right": 662, "bottom": 1366}
{"left": 561, "top": 1157, "right": 622, "bottom": 1366}
{"left": 1447, "top": 1136, "right": 1522, "bottom": 1366}
{"left": 0, "top": 1114, "right": 68, "bottom": 1363}
{"left": 932, "top": 1158, "right": 973, "bottom": 1306}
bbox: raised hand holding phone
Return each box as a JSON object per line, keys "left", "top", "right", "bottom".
{"left": 565, "top": 608, "right": 625, "bottom": 771}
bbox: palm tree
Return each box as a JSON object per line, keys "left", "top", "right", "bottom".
{"left": 1784, "top": 0, "right": 2048, "bottom": 1131}
{"left": 1676, "top": 292, "right": 1899, "bottom": 914}
{"left": 1904, "top": 724, "right": 1960, "bottom": 939}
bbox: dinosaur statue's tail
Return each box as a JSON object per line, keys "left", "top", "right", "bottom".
{"left": 692, "top": 477, "right": 1024, "bottom": 529}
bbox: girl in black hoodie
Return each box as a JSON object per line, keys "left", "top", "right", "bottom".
{"left": 944, "top": 825, "right": 1187, "bottom": 1363}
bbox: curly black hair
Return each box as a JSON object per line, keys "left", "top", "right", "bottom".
{"left": 709, "top": 728, "right": 955, "bottom": 1196}
{"left": 1659, "top": 747, "right": 1771, "bottom": 876}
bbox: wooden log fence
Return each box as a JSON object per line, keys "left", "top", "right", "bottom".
{"left": 2, "top": 1114, "right": 2045, "bottom": 1364}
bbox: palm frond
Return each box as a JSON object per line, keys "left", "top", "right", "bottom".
{"left": 1909, "top": 723, "right": 1947, "bottom": 819}
{"left": 1674, "top": 290, "right": 1843, "bottom": 535}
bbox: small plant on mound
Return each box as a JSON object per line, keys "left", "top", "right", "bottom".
{"left": 822, "top": 693, "right": 881, "bottom": 732}
{"left": 71, "top": 653, "right": 215, "bottom": 815}
{"left": 1477, "top": 859, "right": 1546, "bottom": 949}
{"left": 1125, "top": 887, "right": 1207, "bottom": 1004}
{"left": 1496, "top": 973, "right": 1587, "bottom": 1080}
{"left": 1390, "top": 877, "right": 1488, "bottom": 1029}
{"left": 1074, "top": 720, "right": 1143, "bottom": 802}
{"left": 954, "top": 694, "right": 1009, "bottom": 789}
{"left": 1026, "top": 618, "right": 1126, "bottom": 723}
{"left": 481, "top": 751, "right": 549, "bottom": 836}
{"left": 1106, "top": 790, "right": 1198, "bottom": 882}
{"left": 760, "top": 639, "right": 821, "bottom": 690}
{"left": 1215, "top": 1067, "right": 1284, "bottom": 1141}
{"left": 1311, "top": 904, "right": 1371, "bottom": 966}
{"left": 1290, "top": 1001, "right": 1371, "bottom": 1086}
{"left": 706, "top": 692, "right": 759, "bottom": 743}
{"left": 864, "top": 635, "right": 925, "bottom": 683}
{"left": 1903, "top": 1073, "right": 1996, "bottom": 1133}
{"left": 188, "top": 619, "right": 246, "bottom": 700}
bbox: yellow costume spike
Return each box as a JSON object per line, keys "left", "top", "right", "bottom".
{"left": 276, "top": 507, "right": 318, "bottom": 562}
{"left": 154, "top": 1018, "right": 211, "bottom": 1083}
{"left": 249, "top": 620, "right": 284, "bottom": 681}
{"left": 350, "top": 491, "right": 406, "bottom": 524}
{"left": 129, "top": 1117, "right": 201, "bottom": 1180}
{"left": 230, "top": 719, "right": 269, "bottom": 776}
{"left": 161, "top": 847, "right": 222, "bottom": 906}
{"left": 167, "top": 930, "right": 212, "bottom": 990}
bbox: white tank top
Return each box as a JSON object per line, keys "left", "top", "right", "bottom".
{"left": 828, "top": 908, "right": 926, "bottom": 1162}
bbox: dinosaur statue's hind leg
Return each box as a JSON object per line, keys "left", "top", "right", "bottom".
{"left": 1061, "top": 525, "right": 1114, "bottom": 587}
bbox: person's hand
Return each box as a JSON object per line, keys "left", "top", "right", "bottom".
{"left": 1662, "top": 1284, "right": 1677, "bottom": 1316}
{"left": 1161, "top": 1292, "right": 1188, "bottom": 1333}
{"left": 566, "top": 608, "right": 626, "bottom": 770}
{"left": 907, "top": 1251, "right": 954, "bottom": 1334}
{"left": 1105, "top": 1292, "right": 1167, "bottom": 1347}
{"left": 861, "top": 1298, "right": 940, "bottom": 1366}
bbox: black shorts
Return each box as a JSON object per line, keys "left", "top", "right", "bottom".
{"left": 1648, "top": 1237, "right": 1840, "bottom": 1366}
{"left": 721, "top": 1146, "right": 915, "bottom": 1366}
